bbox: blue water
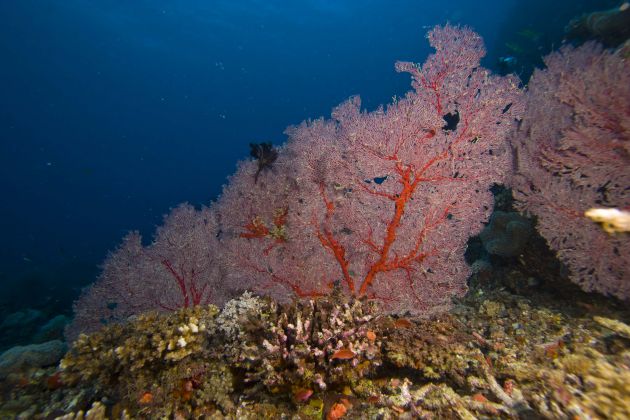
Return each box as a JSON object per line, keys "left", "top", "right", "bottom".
{"left": 0, "top": 0, "right": 615, "bottom": 318}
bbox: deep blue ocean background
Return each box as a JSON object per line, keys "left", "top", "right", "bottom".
{"left": 0, "top": 0, "right": 616, "bottom": 322}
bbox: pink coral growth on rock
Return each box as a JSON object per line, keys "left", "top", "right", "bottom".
{"left": 217, "top": 25, "right": 523, "bottom": 314}
{"left": 511, "top": 42, "right": 630, "bottom": 300}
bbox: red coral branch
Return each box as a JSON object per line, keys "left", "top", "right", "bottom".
{"left": 314, "top": 183, "right": 355, "bottom": 294}
{"left": 161, "top": 259, "right": 190, "bottom": 309}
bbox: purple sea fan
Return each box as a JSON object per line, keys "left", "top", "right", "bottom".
{"left": 511, "top": 42, "right": 630, "bottom": 300}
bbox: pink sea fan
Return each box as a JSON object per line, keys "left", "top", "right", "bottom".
{"left": 66, "top": 203, "right": 228, "bottom": 340}
{"left": 511, "top": 42, "right": 630, "bottom": 299}
{"left": 217, "top": 25, "right": 523, "bottom": 315}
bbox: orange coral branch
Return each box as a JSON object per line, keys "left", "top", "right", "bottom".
{"left": 314, "top": 183, "right": 356, "bottom": 294}
{"left": 240, "top": 216, "right": 270, "bottom": 239}
{"left": 356, "top": 144, "right": 455, "bottom": 297}
{"left": 359, "top": 162, "right": 419, "bottom": 295}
